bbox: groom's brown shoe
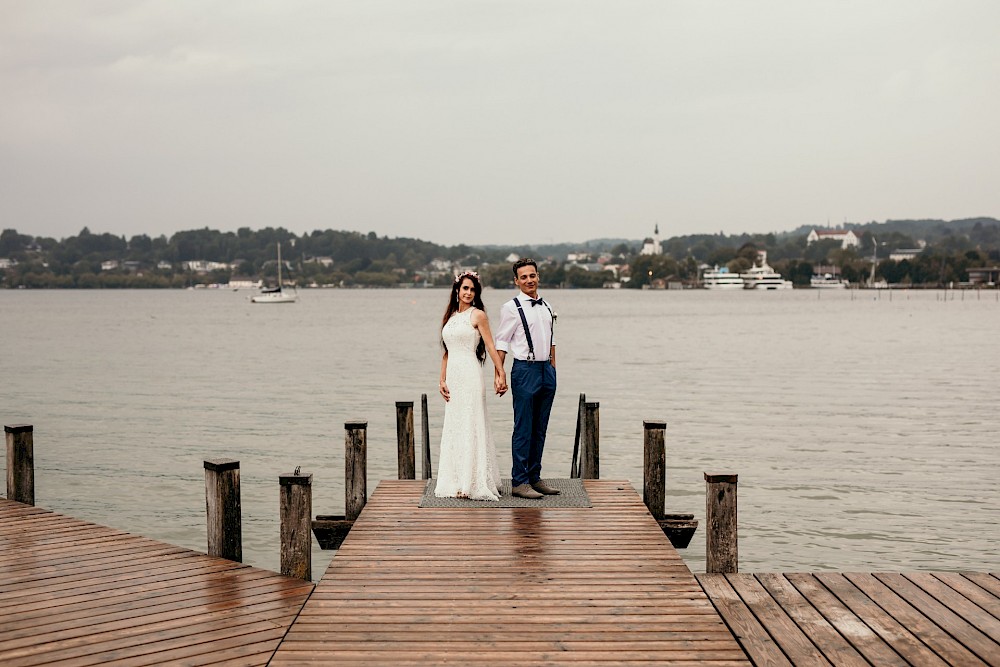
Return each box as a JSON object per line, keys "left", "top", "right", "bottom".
{"left": 512, "top": 483, "right": 544, "bottom": 499}
{"left": 531, "top": 480, "right": 561, "bottom": 495}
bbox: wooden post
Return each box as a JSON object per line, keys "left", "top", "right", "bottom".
{"left": 421, "top": 393, "right": 432, "bottom": 480}
{"left": 705, "top": 473, "right": 738, "bottom": 574}
{"left": 5, "top": 424, "right": 34, "bottom": 505}
{"left": 204, "top": 459, "right": 242, "bottom": 562}
{"left": 345, "top": 420, "right": 368, "bottom": 521}
{"left": 643, "top": 420, "right": 667, "bottom": 520}
{"left": 570, "top": 393, "right": 585, "bottom": 478}
{"left": 279, "top": 470, "right": 312, "bottom": 581}
{"left": 395, "top": 401, "right": 415, "bottom": 480}
{"left": 581, "top": 402, "right": 600, "bottom": 479}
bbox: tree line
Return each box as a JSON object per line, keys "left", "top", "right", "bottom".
{"left": 1, "top": 217, "right": 998, "bottom": 289}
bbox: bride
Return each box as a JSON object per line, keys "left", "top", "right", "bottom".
{"left": 435, "top": 271, "right": 507, "bottom": 500}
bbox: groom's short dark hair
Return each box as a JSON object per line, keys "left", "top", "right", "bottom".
{"left": 512, "top": 258, "right": 537, "bottom": 277}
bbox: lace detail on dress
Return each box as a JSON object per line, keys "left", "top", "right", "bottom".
{"left": 435, "top": 308, "right": 502, "bottom": 501}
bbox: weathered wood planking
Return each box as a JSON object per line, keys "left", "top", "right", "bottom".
{"left": 0, "top": 498, "right": 313, "bottom": 667}
{"left": 698, "top": 572, "right": 1000, "bottom": 666}
{"left": 271, "top": 479, "right": 750, "bottom": 666}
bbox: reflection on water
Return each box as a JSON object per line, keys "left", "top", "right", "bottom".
{"left": 2, "top": 288, "right": 998, "bottom": 574}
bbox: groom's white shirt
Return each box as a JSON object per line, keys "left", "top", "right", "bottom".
{"left": 494, "top": 293, "right": 555, "bottom": 362}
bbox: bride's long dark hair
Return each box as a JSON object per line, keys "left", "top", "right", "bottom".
{"left": 441, "top": 272, "right": 487, "bottom": 365}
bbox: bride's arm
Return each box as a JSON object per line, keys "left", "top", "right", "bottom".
{"left": 439, "top": 351, "right": 450, "bottom": 401}
{"left": 471, "top": 309, "right": 507, "bottom": 395}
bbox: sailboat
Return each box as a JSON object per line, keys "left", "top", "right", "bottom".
{"left": 251, "top": 243, "right": 299, "bottom": 303}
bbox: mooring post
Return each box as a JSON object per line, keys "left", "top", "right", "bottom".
{"left": 279, "top": 469, "right": 313, "bottom": 581}
{"left": 204, "top": 459, "right": 242, "bottom": 562}
{"left": 345, "top": 420, "right": 368, "bottom": 521}
{"left": 705, "top": 473, "right": 738, "bottom": 573}
{"left": 395, "top": 401, "right": 415, "bottom": 480}
{"left": 643, "top": 420, "right": 667, "bottom": 520}
{"left": 421, "top": 393, "right": 432, "bottom": 479}
{"left": 570, "top": 393, "right": 585, "bottom": 478}
{"left": 5, "top": 424, "right": 34, "bottom": 506}
{"left": 582, "top": 402, "right": 600, "bottom": 479}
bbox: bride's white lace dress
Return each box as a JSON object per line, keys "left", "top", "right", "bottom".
{"left": 435, "top": 307, "right": 502, "bottom": 501}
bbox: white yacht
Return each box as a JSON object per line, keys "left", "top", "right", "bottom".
{"left": 741, "top": 252, "right": 793, "bottom": 290}
{"left": 702, "top": 266, "right": 745, "bottom": 289}
{"left": 810, "top": 273, "right": 849, "bottom": 289}
{"left": 251, "top": 243, "right": 299, "bottom": 304}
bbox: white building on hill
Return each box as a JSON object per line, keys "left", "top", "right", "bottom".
{"left": 640, "top": 224, "right": 662, "bottom": 255}
{"left": 807, "top": 228, "right": 860, "bottom": 249}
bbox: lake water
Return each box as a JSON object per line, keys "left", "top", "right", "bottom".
{"left": 2, "top": 287, "right": 998, "bottom": 576}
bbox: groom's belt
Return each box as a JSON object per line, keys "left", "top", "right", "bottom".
{"left": 514, "top": 358, "right": 550, "bottom": 363}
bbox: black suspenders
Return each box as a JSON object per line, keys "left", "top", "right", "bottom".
{"left": 513, "top": 297, "right": 553, "bottom": 361}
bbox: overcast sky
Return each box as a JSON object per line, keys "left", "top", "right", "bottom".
{"left": 2, "top": 2, "right": 998, "bottom": 246}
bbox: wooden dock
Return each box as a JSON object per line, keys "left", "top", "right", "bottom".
{"left": 699, "top": 572, "right": 1000, "bottom": 666}
{"left": 3, "top": 480, "right": 997, "bottom": 666}
{"left": 271, "top": 479, "right": 748, "bottom": 666}
{"left": 0, "top": 498, "right": 314, "bottom": 666}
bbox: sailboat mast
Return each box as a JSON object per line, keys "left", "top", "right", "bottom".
{"left": 277, "top": 243, "right": 282, "bottom": 290}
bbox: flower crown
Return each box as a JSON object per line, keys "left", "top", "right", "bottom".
{"left": 453, "top": 270, "right": 480, "bottom": 284}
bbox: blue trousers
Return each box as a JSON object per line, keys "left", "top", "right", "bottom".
{"left": 510, "top": 360, "right": 557, "bottom": 487}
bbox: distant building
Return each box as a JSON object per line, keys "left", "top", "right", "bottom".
{"left": 968, "top": 267, "right": 1000, "bottom": 286}
{"left": 889, "top": 249, "right": 923, "bottom": 262}
{"left": 0, "top": 258, "right": 17, "bottom": 269}
{"left": 640, "top": 224, "right": 662, "bottom": 255}
{"left": 806, "top": 229, "right": 860, "bottom": 249}
{"left": 101, "top": 260, "right": 119, "bottom": 271}
{"left": 505, "top": 253, "right": 520, "bottom": 263}
{"left": 157, "top": 261, "right": 172, "bottom": 270}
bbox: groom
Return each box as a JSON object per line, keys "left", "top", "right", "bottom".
{"left": 495, "top": 258, "right": 560, "bottom": 500}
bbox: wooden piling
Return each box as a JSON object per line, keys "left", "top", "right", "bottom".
{"left": 570, "top": 393, "right": 585, "bottom": 478}
{"left": 204, "top": 459, "right": 242, "bottom": 562}
{"left": 395, "top": 401, "right": 415, "bottom": 480}
{"left": 643, "top": 420, "right": 666, "bottom": 520}
{"left": 704, "top": 473, "right": 738, "bottom": 574}
{"left": 421, "top": 393, "right": 432, "bottom": 480}
{"left": 345, "top": 420, "right": 368, "bottom": 521}
{"left": 5, "top": 424, "right": 34, "bottom": 506}
{"left": 279, "top": 470, "right": 313, "bottom": 581}
{"left": 312, "top": 420, "right": 369, "bottom": 551}
{"left": 581, "top": 402, "right": 600, "bottom": 479}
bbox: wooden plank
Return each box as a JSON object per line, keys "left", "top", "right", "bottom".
{"left": 932, "top": 572, "right": 1000, "bottom": 622}
{"left": 754, "top": 573, "right": 872, "bottom": 667}
{"left": 723, "top": 574, "right": 831, "bottom": 665}
{"left": 790, "top": 573, "right": 948, "bottom": 667}
{"left": 964, "top": 573, "right": 1000, "bottom": 599}
{"left": 0, "top": 499, "right": 313, "bottom": 667}
{"left": 875, "top": 572, "right": 1000, "bottom": 665}
{"left": 272, "top": 480, "right": 749, "bottom": 665}
{"left": 697, "top": 574, "right": 793, "bottom": 666}
{"left": 783, "top": 574, "right": 916, "bottom": 667}
{"left": 840, "top": 573, "right": 986, "bottom": 666}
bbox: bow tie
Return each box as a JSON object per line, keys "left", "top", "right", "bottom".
{"left": 529, "top": 298, "right": 545, "bottom": 307}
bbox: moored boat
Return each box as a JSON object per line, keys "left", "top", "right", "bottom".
{"left": 741, "top": 252, "right": 792, "bottom": 290}
{"left": 702, "top": 266, "right": 745, "bottom": 289}
{"left": 251, "top": 243, "right": 299, "bottom": 303}
{"left": 810, "top": 273, "right": 849, "bottom": 289}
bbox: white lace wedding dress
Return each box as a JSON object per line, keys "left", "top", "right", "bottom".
{"left": 435, "top": 307, "right": 502, "bottom": 501}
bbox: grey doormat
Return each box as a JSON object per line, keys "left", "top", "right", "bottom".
{"left": 419, "top": 478, "right": 591, "bottom": 508}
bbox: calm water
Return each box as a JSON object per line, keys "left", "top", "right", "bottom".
{"left": 2, "top": 288, "right": 998, "bottom": 576}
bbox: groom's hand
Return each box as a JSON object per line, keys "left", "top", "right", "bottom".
{"left": 494, "top": 371, "right": 507, "bottom": 397}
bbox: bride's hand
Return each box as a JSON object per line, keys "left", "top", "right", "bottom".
{"left": 439, "top": 380, "right": 450, "bottom": 402}
{"left": 494, "top": 372, "right": 507, "bottom": 396}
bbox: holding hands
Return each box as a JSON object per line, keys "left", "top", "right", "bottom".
{"left": 494, "top": 369, "right": 508, "bottom": 397}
